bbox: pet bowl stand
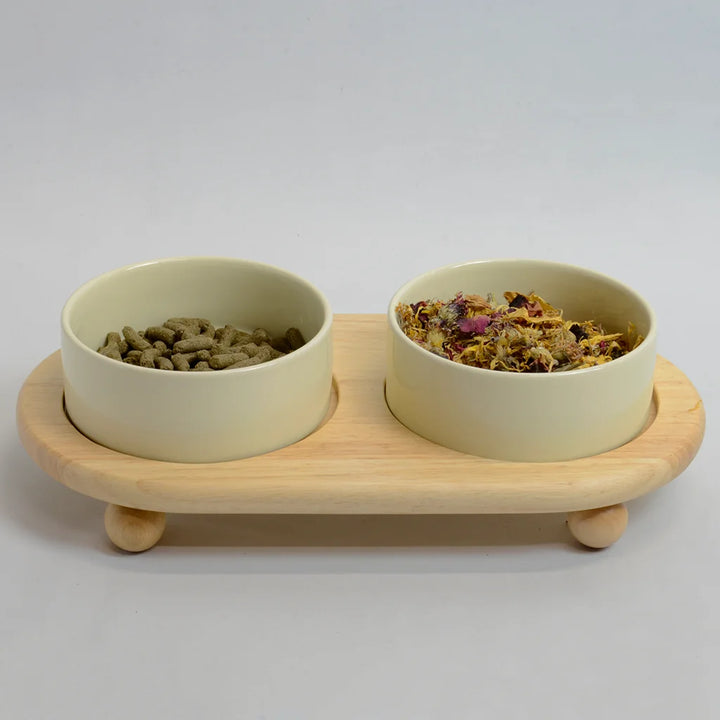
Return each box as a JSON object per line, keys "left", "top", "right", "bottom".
{"left": 17, "top": 315, "right": 705, "bottom": 552}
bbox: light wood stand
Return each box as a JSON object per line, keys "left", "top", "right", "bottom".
{"left": 17, "top": 315, "right": 705, "bottom": 552}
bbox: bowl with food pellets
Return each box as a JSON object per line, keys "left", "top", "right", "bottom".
{"left": 61, "top": 257, "right": 333, "bottom": 462}
{"left": 385, "top": 258, "right": 657, "bottom": 462}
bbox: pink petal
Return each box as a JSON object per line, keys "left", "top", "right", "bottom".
{"left": 458, "top": 316, "right": 490, "bottom": 334}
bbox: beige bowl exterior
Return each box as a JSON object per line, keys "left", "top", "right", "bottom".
{"left": 386, "top": 259, "right": 657, "bottom": 462}
{"left": 61, "top": 257, "right": 333, "bottom": 463}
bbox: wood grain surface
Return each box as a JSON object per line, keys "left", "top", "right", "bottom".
{"left": 17, "top": 315, "right": 705, "bottom": 515}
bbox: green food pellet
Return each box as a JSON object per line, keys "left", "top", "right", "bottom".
{"left": 214, "top": 325, "right": 236, "bottom": 347}
{"left": 285, "top": 327, "right": 305, "bottom": 351}
{"left": 99, "top": 345, "right": 122, "bottom": 361}
{"left": 263, "top": 343, "right": 286, "bottom": 360}
{"left": 270, "top": 336, "right": 292, "bottom": 354}
{"left": 171, "top": 353, "right": 191, "bottom": 371}
{"left": 122, "top": 326, "right": 152, "bottom": 351}
{"left": 139, "top": 348, "right": 158, "bottom": 368}
{"left": 190, "top": 361, "right": 212, "bottom": 371}
{"left": 173, "top": 336, "right": 214, "bottom": 353}
{"left": 251, "top": 328, "right": 271, "bottom": 345}
{"left": 241, "top": 342, "right": 261, "bottom": 357}
{"left": 145, "top": 326, "right": 176, "bottom": 345}
{"left": 226, "top": 354, "right": 265, "bottom": 369}
{"left": 209, "top": 352, "right": 250, "bottom": 369}
{"left": 155, "top": 356, "right": 174, "bottom": 371}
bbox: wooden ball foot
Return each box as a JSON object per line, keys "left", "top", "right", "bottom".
{"left": 104, "top": 504, "right": 166, "bottom": 552}
{"left": 567, "top": 503, "right": 628, "bottom": 549}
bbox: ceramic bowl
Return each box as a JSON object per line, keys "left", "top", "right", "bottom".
{"left": 61, "top": 257, "right": 333, "bottom": 462}
{"left": 386, "top": 259, "right": 657, "bottom": 462}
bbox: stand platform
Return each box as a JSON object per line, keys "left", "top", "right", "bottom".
{"left": 17, "top": 315, "right": 705, "bottom": 551}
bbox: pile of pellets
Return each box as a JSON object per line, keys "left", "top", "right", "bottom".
{"left": 97, "top": 317, "right": 305, "bottom": 371}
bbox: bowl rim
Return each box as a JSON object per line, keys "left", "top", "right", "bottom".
{"left": 61, "top": 256, "right": 333, "bottom": 378}
{"left": 387, "top": 257, "right": 657, "bottom": 381}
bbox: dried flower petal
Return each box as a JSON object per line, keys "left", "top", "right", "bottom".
{"left": 458, "top": 316, "right": 490, "bottom": 335}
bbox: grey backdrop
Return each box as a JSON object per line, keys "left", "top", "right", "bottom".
{"left": 2, "top": 2, "right": 717, "bottom": 718}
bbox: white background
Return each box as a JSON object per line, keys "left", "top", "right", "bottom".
{"left": 1, "top": 2, "right": 717, "bottom": 718}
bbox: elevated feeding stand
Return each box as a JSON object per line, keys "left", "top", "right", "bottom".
{"left": 17, "top": 316, "right": 705, "bottom": 552}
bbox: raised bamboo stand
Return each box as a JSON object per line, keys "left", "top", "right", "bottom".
{"left": 17, "top": 315, "right": 705, "bottom": 552}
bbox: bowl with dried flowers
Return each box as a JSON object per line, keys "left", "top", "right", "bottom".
{"left": 386, "top": 259, "right": 657, "bottom": 462}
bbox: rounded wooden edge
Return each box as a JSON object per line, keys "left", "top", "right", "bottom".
{"left": 567, "top": 504, "right": 628, "bottom": 549}
{"left": 104, "top": 504, "right": 166, "bottom": 552}
{"left": 16, "top": 345, "right": 705, "bottom": 514}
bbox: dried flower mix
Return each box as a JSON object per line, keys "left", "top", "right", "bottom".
{"left": 396, "top": 291, "right": 643, "bottom": 373}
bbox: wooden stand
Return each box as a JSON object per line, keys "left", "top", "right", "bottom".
{"left": 17, "top": 315, "right": 705, "bottom": 552}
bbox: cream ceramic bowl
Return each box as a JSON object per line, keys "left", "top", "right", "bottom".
{"left": 61, "top": 257, "right": 333, "bottom": 463}
{"left": 386, "top": 259, "right": 657, "bottom": 462}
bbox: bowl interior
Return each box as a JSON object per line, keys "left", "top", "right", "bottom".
{"left": 391, "top": 259, "right": 654, "bottom": 340}
{"left": 64, "top": 257, "right": 330, "bottom": 354}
